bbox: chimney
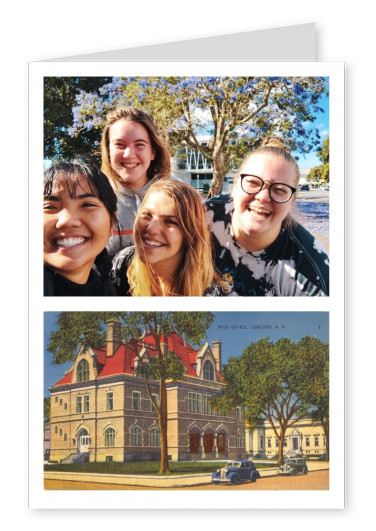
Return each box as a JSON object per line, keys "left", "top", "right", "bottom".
{"left": 106, "top": 319, "right": 122, "bottom": 357}
{"left": 212, "top": 340, "right": 222, "bottom": 374}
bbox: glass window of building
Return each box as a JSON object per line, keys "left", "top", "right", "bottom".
{"left": 132, "top": 391, "right": 141, "bottom": 410}
{"left": 77, "top": 359, "right": 89, "bottom": 382}
{"left": 203, "top": 360, "right": 214, "bottom": 381}
{"left": 106, "top": 392, "right": 114, "bottom": 411}
{"left": 130, "top": 426, "right": 143, "bottom": 446}
{"left": 149, "top": 427, "right": 160, "bottom": 446}
{"left": 188, "top": 392, "right": 201, "bottom": 413}
{"left": 105, "top": 427, "right": 115, "bottom": 447}
{"left": 203, "top": 395, "right": 214, "bottom": 415}
{"left": 76, "top": 396, "right": 82, "bottom": 413}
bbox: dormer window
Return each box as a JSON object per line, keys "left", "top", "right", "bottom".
{"left": 203, "top": 360, "right": 214, "bottom": 381}
{"left": 77, "top": 359, "right": 89, "bottom": 382}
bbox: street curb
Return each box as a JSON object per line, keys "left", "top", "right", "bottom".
{"left": 44, "top": 463, "right": 329, "bottom": 488}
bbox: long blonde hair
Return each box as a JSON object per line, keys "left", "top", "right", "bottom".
{"left": 127, "top": 180, "right": 218, "bottom": 296}
{"left": 100, "top": 107, "right": 171, "bottom": 192}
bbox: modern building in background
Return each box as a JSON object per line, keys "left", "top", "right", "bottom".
{"left": 171, "top": 139, "right": 315, "bottom": 195}
{"left": 171, "top": 136, "right": 235, "bottom": 194}
{"left": 48, "top": 320, "right": 246, "bottom": 463}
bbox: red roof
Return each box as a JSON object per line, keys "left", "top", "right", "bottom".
{"left": 52, "top": 331, "right": 222, "bottom": 386}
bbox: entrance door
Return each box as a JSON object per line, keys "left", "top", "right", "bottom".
{"left": 203, "top": 432, "right": 214, "bottom": 455}
{"left": 217, "top": 433, "right": 226, "bottom": 455}
{"left": 190, "top": 432, "right": 200, "bottom": 455}
{"left": 78, "top": 429, "right": 90, "bottom": 452}
{"left": 292, "top": 437, "right": 299, "bottom": 451}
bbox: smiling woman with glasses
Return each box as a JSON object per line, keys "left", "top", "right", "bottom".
{"left": 206, "top": 137, "right": 329, "bottom": 296}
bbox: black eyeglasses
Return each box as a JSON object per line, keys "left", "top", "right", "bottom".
{"left": 240, "top": 174, "right": 296, "bottom": 203}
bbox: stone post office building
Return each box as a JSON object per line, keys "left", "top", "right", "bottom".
{"left": 49, "top": 319, "right": 246, "bottom": 463}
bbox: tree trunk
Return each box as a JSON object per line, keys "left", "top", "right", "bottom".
{"left": 158, "top": 378, "right": 170, "bottom": 473}
{"left": 207, "top": 152, "right": 229, "bottom": 198}
{"left": 323, "top": 418, "right": 329, "bottom": 461}
{"left": 278, "top": 431, "right": 286, "bottom": 465}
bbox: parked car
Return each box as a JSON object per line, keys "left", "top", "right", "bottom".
{"left": 212, "top": 459, "right": 261, "bottom": 485}
{"left": 300, "top": 184, "right": 310, "bottom": 191}
{"left": 278, "top": 457, "right": 308, "bottom": 476}
{"left": 318, "top": 453, "right": 327, "bottom": 461}
{"left": 268, "top": 453, "right": 279, "bottom": 460}
{"left": 253, "top": 452, "right": 269, "bottom": 459}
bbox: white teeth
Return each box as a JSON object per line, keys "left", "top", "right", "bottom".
{"left": 56, "top": 237, "right": 86, "bottom": 247}
{"left": 250, "top": 207, "right": 270, "bottom": 216}
{"left": 122, "top": 163, "right": 138, "bottom": 168}
{"left": 144, "top": 239, "right": 164, "bottom": 247}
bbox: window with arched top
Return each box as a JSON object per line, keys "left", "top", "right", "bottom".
{"left": 77, "top": 359, "right": 89, "bottom": 382}
{"left": 104, "top": 427, "right": 115, "bottom": 447}
{"left": 203, "top": 360, "right": 214, "bottom": 381}
{"left": 130, "top": 426, "right": 143, "bottom": 446}
{"left": 149, "top": 427, "right": 160, "bottom": 447}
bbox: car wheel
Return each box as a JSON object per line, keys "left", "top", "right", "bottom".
{"left": 250, "top": 472, "right": 257, "bottom": 483}
{"left": 291, "top": 469, "right": 297, "bottom": 476}
{"left": 304, "top": 467, "right": 308, "bottom": 475}
{"left": 230, "top": 475, "right": 240, "bottom": 485}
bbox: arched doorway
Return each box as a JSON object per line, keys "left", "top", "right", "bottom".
{"left": 77, "top": 428, "right": 90, "bottom": 452}
{"left": 189, "top": 431, "right": 200, "bottom": 456}
{"left": 217, "top": 432, "right": 226, "bottom": 458}
{"left": 203, "top": 432, "right": 214, "bottom": 457}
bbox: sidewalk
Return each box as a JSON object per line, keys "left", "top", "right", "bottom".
{"left": 44, "top": 461, "right": 329, "bottom": 489}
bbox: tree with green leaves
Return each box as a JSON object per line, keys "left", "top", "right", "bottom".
{"left": 48, "top": 311, "right": 214, "bottom": 473}
{"left": 295, "top": 336, "right": 329, "bottom": 460}
{"left": 307, "top": 136, "right": 329, "bottom": 183}
{"left": 44, "top": 77, "right": 112, "bottom": 161}
{"left": 44, "top": 397, "right": 51, "bottom": 424}
{"left": 211, "top": 336, "right": 329, "bottom": 464}
{"left": 46, "top": 76, "right": 328, "bottom": 197}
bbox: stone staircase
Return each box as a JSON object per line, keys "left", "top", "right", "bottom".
{"left": 60, "top": 452, "right": 90, "bottom": 464}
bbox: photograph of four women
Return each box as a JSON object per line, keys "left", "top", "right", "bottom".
{"left": 43, "top": 106, "right": 329, "bottom": 297}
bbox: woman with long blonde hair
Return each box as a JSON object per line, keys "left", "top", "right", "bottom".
{"left": 111, "top": 180, "right": 223, "bottom": 296}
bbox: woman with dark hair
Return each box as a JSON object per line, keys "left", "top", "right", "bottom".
{"left": 111, "top": 180, "right": 223, "bottom": 296}
{"left": 206, "top": 137, "right": 329, "bottom": 296}
{"left": 101, "top": 107, "right": 171, "bottom": 257}
{"left": 43, "top": 158, "right": 119, "bottom": 296}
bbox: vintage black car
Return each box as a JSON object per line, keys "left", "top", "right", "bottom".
{"left": 212, "top": 459, "right": 261, "bottom": 485}
{"left": 278, "top": 457, "right": 308, "bottom": 476}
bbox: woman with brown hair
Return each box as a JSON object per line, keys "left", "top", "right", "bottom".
{"left": 111, "top": 180, "right": 223, "bottom": 296}
{"left": 206, "top": 137, "right": 329, "bottom": 296}
{"left": 101, "top": 107, "right": 171, "bottom": 257}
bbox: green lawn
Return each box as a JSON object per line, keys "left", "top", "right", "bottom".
{"left": 44, "top": 461, "right": 272, "bottom": 475}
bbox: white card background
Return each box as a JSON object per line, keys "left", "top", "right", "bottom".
{"left": 4, "top": 0, "right": 371, "bottom": 523}
{"left": 29, "top": 59, "right": 344, "bottom": 510}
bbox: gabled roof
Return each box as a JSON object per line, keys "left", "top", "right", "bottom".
{"left": 51, "top": 330, "right": 221, "bottom": 387}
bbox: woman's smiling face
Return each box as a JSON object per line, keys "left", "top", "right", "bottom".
{"left": 109, "top": 119, "right": 155, "bottom": 189}
{"left": 135, "top": 191, "right": 185, "bottom": 279}
{"left": 232, "top": 153, "right": 297, "bottom": 251}
{"left": 43, "top": 174, "right": 112, "bottom": 284}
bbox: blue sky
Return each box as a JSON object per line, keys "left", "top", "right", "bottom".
{"left": 44, "top": 312, "right": 328, "bottom": 397}
{"left": 294, "top": 92, "right": 329, "bottom": 169}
